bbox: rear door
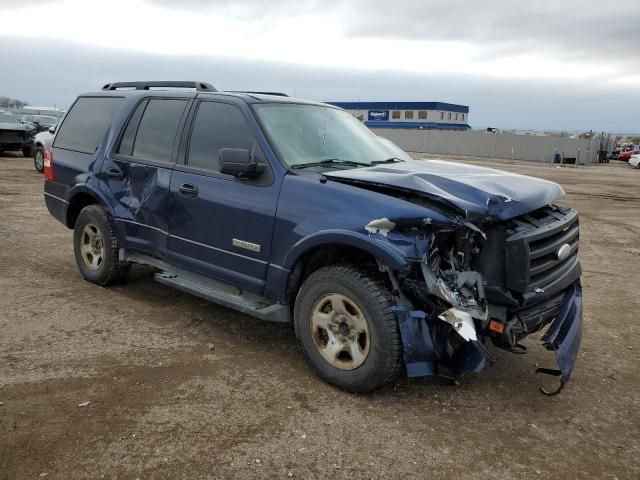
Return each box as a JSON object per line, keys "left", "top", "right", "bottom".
{"left": 46, "top": 96, "right": 125, "bottom": 222}
{"left": 100, "top": 97, "right": 190, "bottom": 259}
{"left": 168, "top": 100, "right": 280, "bottom": 293}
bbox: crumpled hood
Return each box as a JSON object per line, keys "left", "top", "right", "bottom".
{"left": 324, "top": 159, "right": 565, "bottom": 221}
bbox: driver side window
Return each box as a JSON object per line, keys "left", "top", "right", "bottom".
{"left": 188, "top": 102, "right": 257, "bottom": 173}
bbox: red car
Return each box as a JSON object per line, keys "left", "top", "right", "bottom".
{"left": 618, "top": 149, "right": 640, "bottom": 161}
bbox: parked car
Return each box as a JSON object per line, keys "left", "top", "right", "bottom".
{"left": 21, "top": 114, "right": 59, "bottom": 134}
{"left": 628, "top": 154, "right": 640, "bottom": 168}
{"left": 0, "top": 109, "right": 36, "bottom": 156}
{"left": 610, "top": 148, "right": 620, "bottom": 160}
{"left": 618, "top": 149, "right": 640, "bottom": 162}
{"left": 43, "top": 81, "right": 583, "bottom": 394}
{"left": 32, "top": 127, "right": 55, "bottom": 172}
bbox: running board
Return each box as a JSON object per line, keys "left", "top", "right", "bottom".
{"left": 126, "top": 252, "right": 291, "bottom": 323}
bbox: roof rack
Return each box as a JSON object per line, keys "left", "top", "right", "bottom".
{"left": 101, "top": 81, "right": 216, "bottom": 92}
{"left": 226, "top": 91, "right": 289, "bottom": 97}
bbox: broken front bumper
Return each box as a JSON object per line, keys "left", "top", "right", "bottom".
{"left": 536, "top": 282, "right": 583, "bottom": 395}
{"left": 395, "top": 281, "right": 583, "bottom": 394}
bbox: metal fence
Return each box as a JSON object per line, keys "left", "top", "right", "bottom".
{"left": 8, "top": 107, "right": 66, "bottom": 119}
{"left": 371, "top": 128, "right": 601, "bottom": 164}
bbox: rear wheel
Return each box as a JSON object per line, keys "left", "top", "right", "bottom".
{"left": 34, "top": 147, "right": 45, "bottom": 172}
{"left": 294, "top": 265, "right": 402, "bottom": 393}
{"left": 73, "top": 205, "right": 130, "bottom": 285}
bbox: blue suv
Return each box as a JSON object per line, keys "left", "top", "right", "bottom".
{"left": 44, "top": 81, "right": 583, "bottom": 394}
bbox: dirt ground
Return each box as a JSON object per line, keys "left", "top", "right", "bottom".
{"left": 0, "top": 152, "right": 639, "bottom": 480}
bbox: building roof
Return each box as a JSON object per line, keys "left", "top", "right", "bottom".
{"left": 365, "top": 121, "right": 471, "bottom": 130}
{"left": 327, "top": 101, "right": 469, "bottom": 113}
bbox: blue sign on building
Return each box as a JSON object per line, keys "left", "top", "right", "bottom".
{"left": 368, "top": 110, "right": 389, "bottom": 121}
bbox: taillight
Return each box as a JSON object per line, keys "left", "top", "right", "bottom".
{"left": 44, "top": 150, "right": 53, "bottom": 180}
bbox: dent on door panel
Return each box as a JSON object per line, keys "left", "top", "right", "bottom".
{"left": 105, "top": 162, "right": 173, "bottom": 257}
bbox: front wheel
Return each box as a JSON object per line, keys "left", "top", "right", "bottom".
{"left": 294, "top": 265, "right": 402, "bottom": 393}
{"left": 73, "top": 205, "right": 130, "bottom": 285}
{"left": 22, "top": 145, "right": 33, "bottom": 158}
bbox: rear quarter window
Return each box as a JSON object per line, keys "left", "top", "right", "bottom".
{"left": 53, "top": 97, "right": 125, "bottom": 154}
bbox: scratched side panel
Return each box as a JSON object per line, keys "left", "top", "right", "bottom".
{"left": 99, "top": 161, "right": 173, "bottom": 258}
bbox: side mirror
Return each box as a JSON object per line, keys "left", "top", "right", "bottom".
{"left": 219, "top": 148, "right": 266, "bottom": 178}
{"left": 48, "top": 126, "right": 56, "bottom": 134}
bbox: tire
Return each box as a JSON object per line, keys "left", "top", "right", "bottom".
{"left": 73, "top": 205, "right": 130, "bottom": 285}
{"left": 34, "top": 147, "right": 45, "bottom": 173}
{"left": 22, "top": 145, "right": 33, "bottom": 158}
{"left": 294, "top": 265, "right": 402, "bottom": 393}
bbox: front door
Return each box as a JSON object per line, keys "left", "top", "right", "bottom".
{"left": 100, "top": 97, "right": 190, "bottom": 259}
{"left": 169, "top": 100, "right": 280, "bottom": 294}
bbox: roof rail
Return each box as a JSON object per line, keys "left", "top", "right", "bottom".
{"left": 102, "top": 81, "right": 217, "bottom": 92}
{"left": 226, "top": 91, "right": 289, "bottom": 97}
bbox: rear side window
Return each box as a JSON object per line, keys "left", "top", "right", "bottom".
{"left": 188, "top": 102, "right": 255, "bottom": 172}
{"left": 129, "top": 99, "right": 187, "bottom": 163}
{"left": 53, "top": 97, "right": 124, "bottom": 154}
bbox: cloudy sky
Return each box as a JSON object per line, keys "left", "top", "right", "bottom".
{"left": 1, "top": 0, "right": 638, "bottom": 132}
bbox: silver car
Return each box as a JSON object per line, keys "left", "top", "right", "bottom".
{"left": 33, "top": 128, "right": 55, "bottom": 172}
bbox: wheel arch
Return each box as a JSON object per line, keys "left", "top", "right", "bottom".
{"left": 281, "top": 230, "right": 408, "bottom": 304}
{"left": 66, "top": 186, "right": 117, "bottom": 231}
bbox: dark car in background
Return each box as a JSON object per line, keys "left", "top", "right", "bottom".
{"left": 0, "top": 109, "right": 36, "bottom": 156}
{"left": 21, "top": 114, "right": 59, "bottom": 134}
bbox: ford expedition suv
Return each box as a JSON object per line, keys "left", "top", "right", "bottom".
{"left": 43, "top": 81, "right": 583, "bottom": 394}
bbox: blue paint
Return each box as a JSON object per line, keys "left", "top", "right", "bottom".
{"left": 324, "top": 159, "right": 565, "bottom": 221}
{"left": 392, "top": 308, "right": 437, "bottom": 377}
{"left": 541, "top": 283, "right": 583, "bottom": 386}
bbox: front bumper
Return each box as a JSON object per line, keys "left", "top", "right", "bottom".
{"left": 395, "top": 281, "right": 583, "bottom": 394}
{"left": 536, "top": 282, "right": 583, "bottom": 395}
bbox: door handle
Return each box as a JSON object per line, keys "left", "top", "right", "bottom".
{"left": 179, "top": 183, "right": 198, "bottom": 197}
{"left": 106, "top": 167, "right": 124, "bottom": 180}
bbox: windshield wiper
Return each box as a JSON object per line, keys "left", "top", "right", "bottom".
{"left": 370, "top": 157, "right": 405, "bottom": 164}
{"left": 291, "top": 158, "right": 371, "bottom": 169}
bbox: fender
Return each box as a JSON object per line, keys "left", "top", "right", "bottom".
{"left": 263, "top": 229, "right": 411, "bottom": 304}
{"left": 281, "top": 229, "right": 410, "bottom": 272}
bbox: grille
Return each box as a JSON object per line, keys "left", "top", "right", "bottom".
{"left": 505, "top": 206, "right": 580, "bottom": 294}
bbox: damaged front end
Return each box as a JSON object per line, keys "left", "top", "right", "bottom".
{"left": 367, "top": 204, "right": 583, "bottom": 395}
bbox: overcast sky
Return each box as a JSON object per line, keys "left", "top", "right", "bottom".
{"left": 1, "top": 0, "right": 638, "bottom": 132}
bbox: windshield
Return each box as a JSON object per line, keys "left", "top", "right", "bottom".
{"left": 0, "top": 110, "right": 19, "bottom": 123}
{"left": 376, "top": 136, "right": 413, "bottom": 162}
{"left": 253, "top": 104, "right": 406, "bottom": 168}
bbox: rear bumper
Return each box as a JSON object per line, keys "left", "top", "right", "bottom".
{"left": 44, "top": 191, "right": 68, "bottom": 226}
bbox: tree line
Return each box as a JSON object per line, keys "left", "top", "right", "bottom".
{"left": 0, "top": 97, "right": 29, "bottom": 108}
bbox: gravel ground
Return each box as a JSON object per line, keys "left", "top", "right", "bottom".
{"left": 0, "top": 153, "right": 639, "bottom": 480}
